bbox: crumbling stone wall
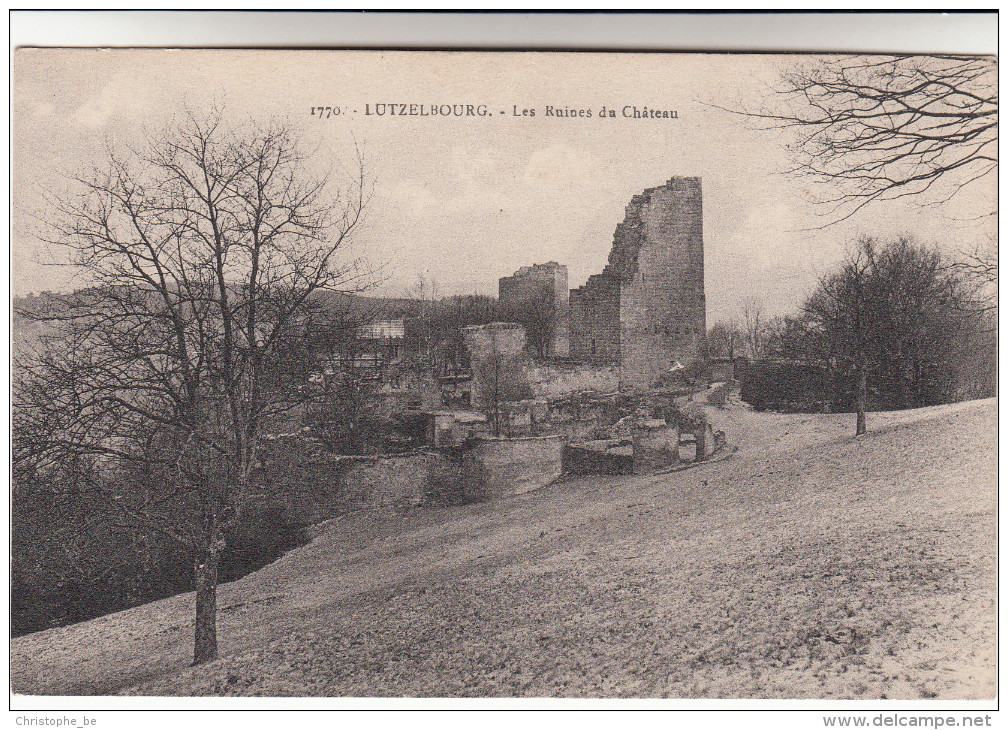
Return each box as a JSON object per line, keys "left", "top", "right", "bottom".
{"left": 462, "top": 434, "right": 564, "bottom": 501}
{"left": 569, "top": 177, "right": 706, "bottom": 389}
{"left": 258, "top": 441, "right": 465, "bottom": 524}
{"left": 569, "top": 271, "right": 620, "bottom": 363}
{"left": 619, "top": 177, "right": 706, "bottom": 389}
{"left": 632, "top": 419, "right": 679, "bottom": 475}
{"left": 499, "top": 261, "right": 570, "bottom": 358}
{"left": 463, "top": 322, "right": 533, "bottom": 410}
{"left": 526, "top": 362, "right": 621, "bottom": 399}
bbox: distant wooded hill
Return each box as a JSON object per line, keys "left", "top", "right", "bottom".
{"left": 11, "top": 288, "right": 501, "bottom": 358}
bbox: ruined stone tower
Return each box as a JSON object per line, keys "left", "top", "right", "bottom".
{"left": 570, "top": 177, "right": 706, "bottom": 388}
{"left": 498, "top": 261, "right": 570, "bottom": 358}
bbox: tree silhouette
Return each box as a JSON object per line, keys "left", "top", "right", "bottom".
{"left": 14, "top": 109, "right": 371, "bottom": 664}
{"left": 729, "top": 55, "right": 996, "bottom": 222}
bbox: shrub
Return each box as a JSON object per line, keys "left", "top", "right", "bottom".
{"left": 738, "top": 360, "right": 849, "bottom": 413}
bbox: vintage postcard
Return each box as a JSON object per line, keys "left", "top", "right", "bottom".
{"left": 10, "top": 42, "right": 997, "bottom": 709}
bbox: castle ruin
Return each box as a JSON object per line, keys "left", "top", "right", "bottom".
{"left": 452, "top": 177, "right": 712, "bottom": 486}
{"left": 571, "top": 176, "right": 706, "bottom": 388}
{"left": 498, "top": 261, "right": 571, "bottom": 359}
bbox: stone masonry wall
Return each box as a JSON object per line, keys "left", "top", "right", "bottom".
{"left": 618, "top": 177, "right": 706, "bottom": 389}
{"left": 567, "top": 177, "right": 706, "bottom": 388}
{"left": 258, "top": 442, "right": 466, "bottom": 525}
{"left": 461, "top": 434, "right": 564, "bottom": 501}
{"left": 463, "top": 322, "right": 533, "bottom": 410}
{"left": 498, "top": 261, "right": 570, "bottom": 358}
{"left": 526, "top": 362, "right": 621, "bottom": 399}
{"left": 569, "top": 271, "right": 620, "bottom": 364}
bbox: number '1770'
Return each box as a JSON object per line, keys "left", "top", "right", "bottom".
{"left": 310, "top": 106, "right": 344, "bottom": 118}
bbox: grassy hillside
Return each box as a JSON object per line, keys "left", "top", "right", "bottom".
{"left": 11, "top": 398, "right": 996, "bottom": 699}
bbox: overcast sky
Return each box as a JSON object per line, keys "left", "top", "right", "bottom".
{"left": 12, "top": 49, "right": 995, "bottom": 323}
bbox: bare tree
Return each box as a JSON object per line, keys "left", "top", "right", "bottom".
{"left": 466, "top": 324, "right": 533, "bottom": 436}
{"left": 14, "top": 109, "right": 371, "bottom": 664}
{"left": 497, "top": 283, "right": 556, "bottom": 360}
{"left": 727, "top": 55, "right": 997, "bottom": 222}
{"left": 801, "top": 236, "right": 980, "bottom": 435}
{"left": 741, "top": 297, "right": 767, "bottom": 361}
{"left": 951, "top": 237, "right": 998, "bottom": 316}
{"left": 804, "top": 240, "right": 878, "bottom": 435}
{"left": 707, "top": 320, "right": 744, "bottom": 360}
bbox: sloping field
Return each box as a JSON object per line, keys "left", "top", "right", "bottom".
{"left": 11, "top": 398, "right": 996, "bottom": 698}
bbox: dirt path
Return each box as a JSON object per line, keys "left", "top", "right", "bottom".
{"left": 11, "top": 399, "right": 996, "bottom": 698}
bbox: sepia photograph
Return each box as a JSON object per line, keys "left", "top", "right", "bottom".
{"left": 8, "top": 11, "right": 998, "bottom": 716}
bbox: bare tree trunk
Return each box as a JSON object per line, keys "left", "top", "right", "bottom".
{"left": 492, "top": 350, "right": 501, "bottom": 438}
{"left": 855, "top": 364, "right": 868, "bottom": 436}
{"left": 193, "top": 543, "right": 220, "bottom": 665}
{"left": 913, "top": 358, "right": 922, "bottom": 408}
{"left": 829, "top": 358, "right": 839, "bottom": 412}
